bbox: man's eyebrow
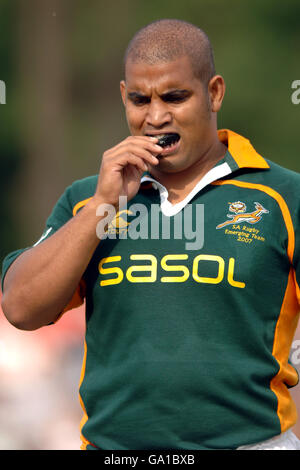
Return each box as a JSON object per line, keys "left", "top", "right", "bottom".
{"left": 127, "top": 91, "right": 148, "bottom": 99}
{"left": 127, "top": 89, "right": 191, "bottom": 103}
{"left": 161, "top": 89, "right": 191, "bottom": 98}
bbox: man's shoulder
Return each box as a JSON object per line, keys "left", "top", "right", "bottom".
{"left": 265, "top": 159, "right": 300, "bottom": 183}
{"left": 44, "top": 175, "right": 98, "bottom": 227}
{"left": 232, "top": 159, "right": 300, "bottom": 214}
{"left": 261, "top": 159, "right": 300, "bottom": 200}
{"left": 63, "top": 175, "right": 98, "bottom": 209}
{"left": 235, "top": 159, "right": 300, "bottom": 195}
{"left": 67, "top": 174, "right": 98, "bottom": 197}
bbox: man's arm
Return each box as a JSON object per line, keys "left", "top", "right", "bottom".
{"left": 1, "top": 136, "right": 161, "bottom": 330}
{"left": 1, "top": 197, "right": 103, "bottom": 330}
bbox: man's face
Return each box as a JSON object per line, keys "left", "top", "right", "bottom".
{"left": 120, "top": 55, "right": 223, "bottom": 173}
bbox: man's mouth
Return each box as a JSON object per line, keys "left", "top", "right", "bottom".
{"left": 146, "top": 133, "right": 181, "bottom": 157}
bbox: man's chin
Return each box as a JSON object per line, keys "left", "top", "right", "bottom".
{"left": 151, "top": 155, "right": 190, "bottom": 174}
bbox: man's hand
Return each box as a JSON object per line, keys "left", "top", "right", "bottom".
{"left": 94, "top": 136, "right": 162, "bottom": 207}
{"left": 1, "top": 136, "right": 162, "bottom": 330}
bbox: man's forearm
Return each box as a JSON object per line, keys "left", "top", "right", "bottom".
{"left": 1, "top": 197, "right": 107, "bottom": 330}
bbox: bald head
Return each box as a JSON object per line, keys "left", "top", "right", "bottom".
{"left": 124, "top": 19, "right": 216, "bottom": 87}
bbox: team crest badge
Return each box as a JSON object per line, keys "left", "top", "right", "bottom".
{"left": 110, "top": 210, "right": 133, "bottom": 229}
{"left": 107, "top": 209, "right": 134, "bottom": 235}
{"left": 216, "top": 201, "right": 269, "bottom": 229}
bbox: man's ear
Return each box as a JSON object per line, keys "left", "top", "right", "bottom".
{"left": 120, "top": 80, "right": 126, "bottom": 106}
{"left": 208, "top": 75, "right": 226, "bottom": 113}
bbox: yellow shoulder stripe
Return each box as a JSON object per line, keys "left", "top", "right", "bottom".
{"left": 212, "top": 179, "right": 295, "bottom": 263}
{"left": 73, "top": 197, "right": 93, "bottom": 217}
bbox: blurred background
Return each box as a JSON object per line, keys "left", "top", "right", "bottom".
{"left": 0, "top": 0, "right": 300, "bottom": 449}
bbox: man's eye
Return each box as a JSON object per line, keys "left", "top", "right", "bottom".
{"left": 163, "top": 94, "right": 189, "bottom": 103}
{"left": 130, "top": 97, "right": 149, "bottom": 106}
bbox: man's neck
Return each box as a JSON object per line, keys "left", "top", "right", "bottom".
{"left": 150, "top": 140, "right": 228, "bottom": 204}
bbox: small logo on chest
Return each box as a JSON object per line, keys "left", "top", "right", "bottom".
{"left": 216, "top": 201, "right": 269, "bottom": 229}
{"left": 216, "top": 201, "right": 269, "bottom": 245}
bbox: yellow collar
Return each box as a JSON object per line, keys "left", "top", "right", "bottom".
{"left": 218, "top": 129, "right": 270, "bottom": 170}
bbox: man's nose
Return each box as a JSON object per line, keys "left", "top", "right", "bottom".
{"left": 145, "top": 100, "right": 172, "bottom": 128}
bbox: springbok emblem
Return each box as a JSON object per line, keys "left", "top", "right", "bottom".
{"left": 216, "top": 201, "right": 269, "bottom": 229}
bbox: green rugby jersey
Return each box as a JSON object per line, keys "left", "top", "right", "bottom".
{"left": 2, "top": 129, "right": 300, "bottom": 449}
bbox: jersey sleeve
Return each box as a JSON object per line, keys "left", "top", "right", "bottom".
{"left": 1, "top": 184, "right": 86, "bottom": 315}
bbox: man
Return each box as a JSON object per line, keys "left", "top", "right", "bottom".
{"left": 1, "top": 19, "right": 300, "bottom": 450}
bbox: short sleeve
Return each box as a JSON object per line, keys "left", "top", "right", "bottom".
{"left": 1, "top": 184, "right": 86, "bottom": 313}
